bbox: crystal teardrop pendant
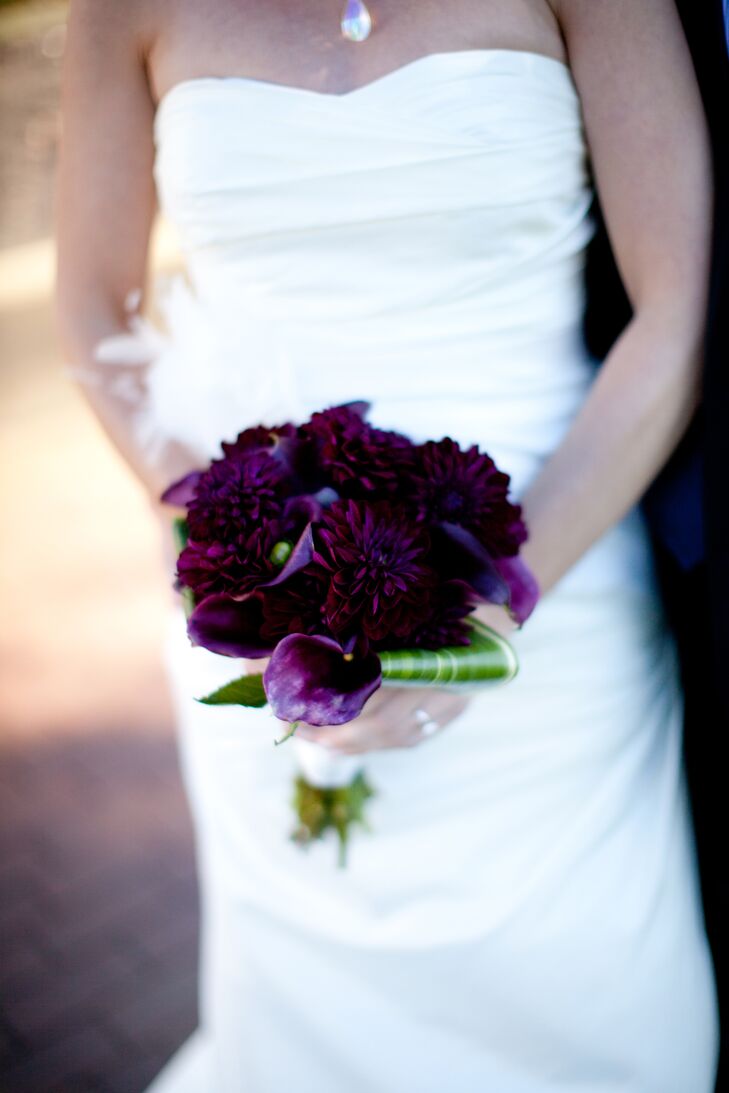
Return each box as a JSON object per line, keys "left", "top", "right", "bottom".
{"left": 340, "top": 0, "right": 372, "bottom": 42}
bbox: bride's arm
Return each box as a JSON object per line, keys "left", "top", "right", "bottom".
{"left": 515, "top": 0, "right": 713, "bottom": 599}
{"left": 54, "top": 0, "right": 187, "bottom": 504}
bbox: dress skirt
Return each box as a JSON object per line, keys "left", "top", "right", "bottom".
{"left": 147, "top": 564, "right": 719, "bottom": 1092}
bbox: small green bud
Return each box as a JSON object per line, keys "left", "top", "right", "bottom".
{"left": 269, "top": 540, "right": 294, "bottom": 567}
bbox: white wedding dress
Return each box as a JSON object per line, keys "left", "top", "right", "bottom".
{"left": 138, "top": 49, "right": 718, "bottom": 1091}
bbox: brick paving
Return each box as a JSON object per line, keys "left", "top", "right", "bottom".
{"left": 0, "top": 729, "right": 199, "bottom": 1093}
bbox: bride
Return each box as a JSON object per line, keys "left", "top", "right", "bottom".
{"left": 55, "top": 0, "right": 719, "bottom": 1088}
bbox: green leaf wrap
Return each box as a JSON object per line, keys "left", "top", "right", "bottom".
{"left": 379, "top": 619, "right": 518, "bottom": 686}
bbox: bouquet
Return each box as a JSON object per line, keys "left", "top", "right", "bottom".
{"left": 160, "top": 402, "right": 540, "bottom": 865}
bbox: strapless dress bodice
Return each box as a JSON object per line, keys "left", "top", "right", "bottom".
{"left": 145, "top": 49, "right": 660, "bottom": 601}
{"left": 153, "top": 50, "right": 590, "bottom": 329}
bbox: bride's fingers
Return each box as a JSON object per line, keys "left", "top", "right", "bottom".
{"left": 294, "top": 684, "right": 463, "bottom": 745}
{"left": 289, "top": 689, "right": 403, "bottom": 746}
{"left": 296, "top": 690, "right": 417, "bottom": 747}
{"left": 297, "top": 689, "right": 470, "bottom": 754}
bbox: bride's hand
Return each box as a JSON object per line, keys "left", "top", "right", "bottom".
{"left": 294, "top": 684, "right": 471, "bottom": 755}
{"left": 288, "top": 602, "right": 521, "bottom": 755}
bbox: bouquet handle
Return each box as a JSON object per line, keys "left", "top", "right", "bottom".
{"left": 292, "top": 735, "right": 365, "bottom": 788}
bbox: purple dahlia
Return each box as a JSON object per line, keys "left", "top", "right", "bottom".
{"left": 301, "top": 403, "right": 416, "bottom": 500}
{"left": 411, "top": 437, "right": 528, "bottom": 557}
{"left": 313, "top": 498, "right": 436, "bottom": 644}
{"left": 159, "top": 422, "right": 299, "bottom": 509}
{"left": 384, "top": 579, "right": 477, "bottom": 650}
{"left": 184, "top": 449, "right": 290, "bottom": 542}
{"left": 177, "top": 519, "right": 295, "bottom": 601}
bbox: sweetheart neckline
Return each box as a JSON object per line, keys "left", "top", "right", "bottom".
{"left": 153, "top": 47, "right": 576, "bottom": 127}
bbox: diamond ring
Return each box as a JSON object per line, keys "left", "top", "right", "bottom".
{"left": 414, "top": 708, "right": 440, "bottom": 737}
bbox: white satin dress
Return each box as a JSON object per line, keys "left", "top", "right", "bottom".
{"left": 141, "top": 50, "right": 719, "bottom": 1091}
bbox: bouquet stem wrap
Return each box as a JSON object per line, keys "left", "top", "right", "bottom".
{"left": 292, "top": 736, "right": 364, "bottom": 789}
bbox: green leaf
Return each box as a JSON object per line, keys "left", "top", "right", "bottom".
{"left": 170, "top": 517, "right": 195, "bottom": 620}
{"left": 179, "top": 588, "right": 196, "bottom": 621}
{"left": 172, "top": 515, "right": 189, "bottom": 552}
{"left": 289, "top": 769, "right": 377, "bottom": 868}
{"left": 196, "top": 674, "right": 267, "bottom": 707}
{"left": 379, "top": 619, "right": 518, "bottom": 687}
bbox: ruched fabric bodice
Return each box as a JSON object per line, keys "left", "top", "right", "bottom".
{"left": 153, "top": 49, "right": 591, "bottom": 335}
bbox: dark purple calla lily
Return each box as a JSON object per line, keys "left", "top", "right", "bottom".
{"left": 188, "top": 592, "right": 274, "bottom": 658}
{"left": 435, "top": 522, "right": 511, "bottom": 606}
{"left": 263, "top": 633, "right": 382, "bottom": 726}
{"left": 220, "top": 422, "right": 298, "bottom": 467}
{"left": 160, "top": 470, "right": 203, "bottom": 506}
{"left": 259, "top": 523, "right": 315, "bottom": 589}
{"left": 283, "top": 487, "right": 339, "bottom": 525}
{"left": 330, "top": 400, "right": 371, "bottom": 420}
{"left": 223, "top": 429, "right": 304, "bottom": 485}
{"left": 494, "top": 555, "right": 541, "bottom": 626}
{"left": 267, "top": 433, "right": 303, "bottom": 478}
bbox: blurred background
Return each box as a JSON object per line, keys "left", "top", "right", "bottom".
{"left": 1, "top": 2, "right": 199, "bottom": 1089}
